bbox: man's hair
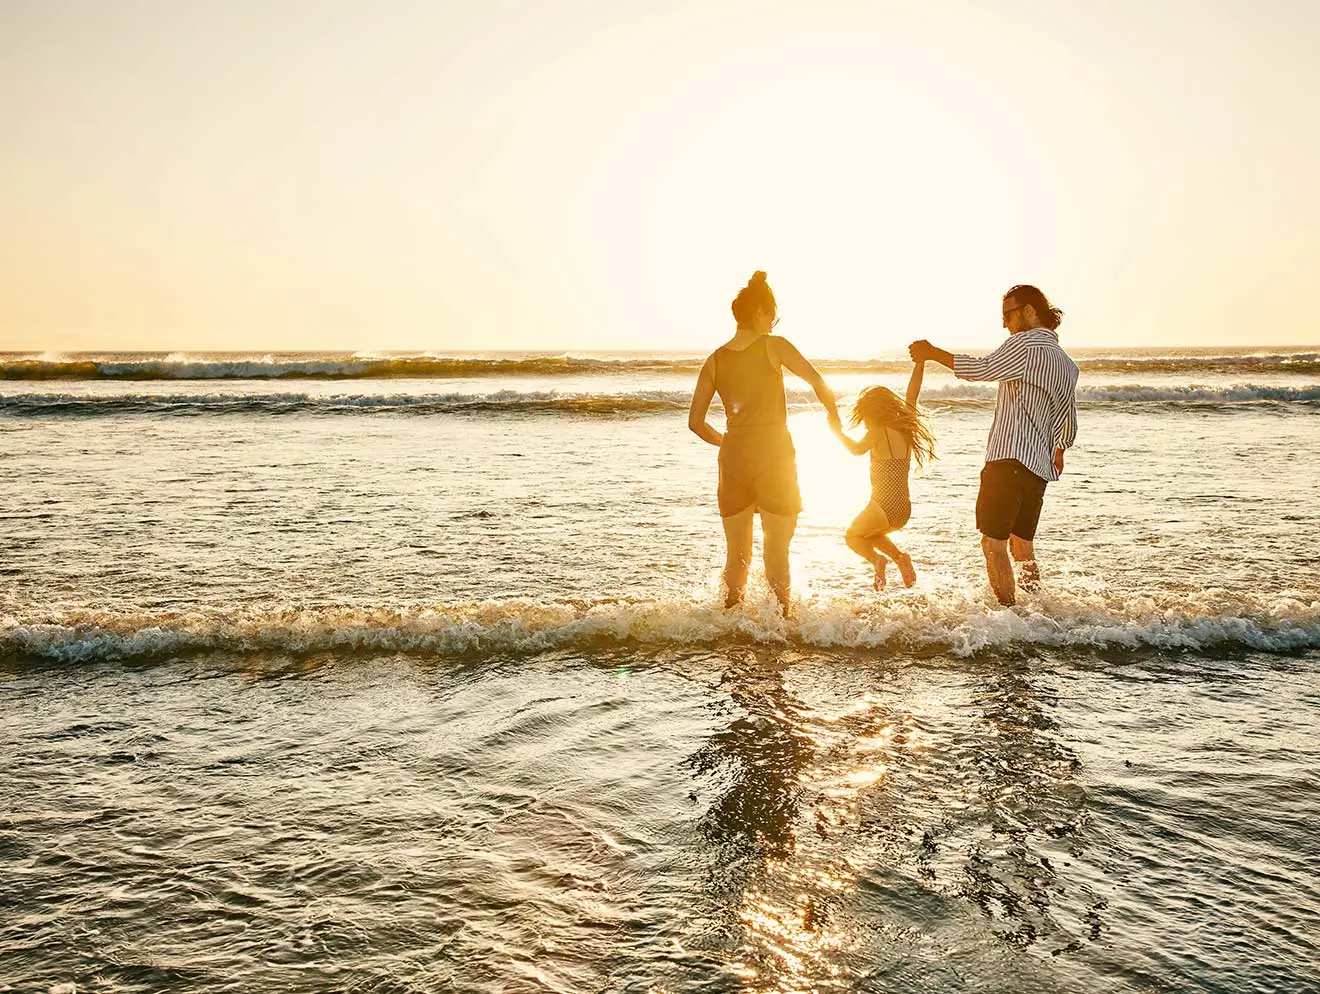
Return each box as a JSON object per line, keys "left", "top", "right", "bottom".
{"left": 1004, "top": 284, "right": 1063, "bottom": 330}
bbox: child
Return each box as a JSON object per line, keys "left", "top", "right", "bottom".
{"left": 831, "top": 361, "right": 934, "bottom": 589}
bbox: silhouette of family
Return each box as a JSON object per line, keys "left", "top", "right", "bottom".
{"left": 688, "top": 271, "right": 1080, "bottom": 611}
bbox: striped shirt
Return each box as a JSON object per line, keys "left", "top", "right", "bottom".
{"left": 952, "top": 328, "right": 1079, "bottom": 482}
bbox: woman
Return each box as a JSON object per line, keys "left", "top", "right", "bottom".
{"left": 688, "top": 271, "right": 841, "bottom": 613}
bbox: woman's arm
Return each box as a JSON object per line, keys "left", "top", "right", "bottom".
{"left": 687, "top": 357, "right": 723, "bottom": 447}
{"left": 771, "top": 337, "right": 841, "bottom": 427}
{"left": 905, "top": 360, "right": 925, "bottom": 409}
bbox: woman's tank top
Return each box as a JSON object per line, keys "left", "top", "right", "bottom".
{"left": 712, "top": 336, "right": 787, "bottom": 432}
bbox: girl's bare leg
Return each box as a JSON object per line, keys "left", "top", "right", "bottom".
{"left": 869, "top": 531, "right": 916, "bottom": 587}
{"left": 846, "top": 504, "right": 894, "bottom": 590}
{"left": 721, "top": 506, "right": 756, "bottom": 607}
{"left": 760, "top": 511, "right": 798, "bottom": 614}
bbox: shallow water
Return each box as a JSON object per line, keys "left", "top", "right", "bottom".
{"left": 2, "top": 349, "right": 1318, "bottom": 992}
{"left": 6, "top": 648, "right": 1317, "bottom": 992}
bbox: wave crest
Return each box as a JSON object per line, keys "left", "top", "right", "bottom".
{"left": 3, "top": 383, "right": 1319, "bottom": 418}
{"left": 0, "top": 390, "right": 691, "bottom": 417}
{"left": 3, "top": 352, "right": 1319, "bottom": 381}
{"left": 3, "top": 589, "right": 1316, "bottom": 663}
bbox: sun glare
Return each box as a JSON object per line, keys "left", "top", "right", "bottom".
{"left": 644, "top": 75, "right": 1019, "bottom": 356}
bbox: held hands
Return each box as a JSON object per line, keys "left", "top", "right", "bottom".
{"left": 908, "top": 340, "right": 936, "bottom": 363}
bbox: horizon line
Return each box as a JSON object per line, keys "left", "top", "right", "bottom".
{"left": 2, "top": 343, "right": 1318, "bottom": 358}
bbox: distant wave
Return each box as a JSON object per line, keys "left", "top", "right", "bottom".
{"left": 928, "top": 383, "right": 1320, "bottom": 406}
{"left": 3, "top": 353, "right": 1319, "bottom": 381}
{"left": 3, "top": 383, "right": 1320, "bottom": 418}
{"left": 1076, "top": 352, "right": 1320, "bottom": 374}
{"left": 2, "top": 589, "right": 1316, "bottom": 663}
{"left": 0, "top": 390, "right": 691, "bottom": 417}
{"left": 0, "top": 356, "right": 703, "bottom": 381}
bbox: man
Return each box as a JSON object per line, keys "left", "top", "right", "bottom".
{"left": 909, "top": 285, "right": 1079, "bottom": 605}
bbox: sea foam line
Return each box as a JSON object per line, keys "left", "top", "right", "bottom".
{"left": 2, "top": 353, "right": 1319, "bottom": 380}
{"left": 2, "top": 383, "right": 1319, "bottom": 418}
{"left": 3, "top": 589, "right": 1317, "bottom": 663}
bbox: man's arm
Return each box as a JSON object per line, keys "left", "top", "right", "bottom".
{"left": 1059, "top": 391, "right": 1079, "bottom": 449}
{"left": 1053, "top": 387, "right": 1079, "bottom": 475}
{"left": 914, "top": 335, "right": 1028, "bottom": 382}
{"left": 909, "top": 340, "right": 954, "bottom": 370}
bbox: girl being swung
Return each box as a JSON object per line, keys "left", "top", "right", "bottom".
{"left": 832, "top": 362, "right": 935, "bottom": 589}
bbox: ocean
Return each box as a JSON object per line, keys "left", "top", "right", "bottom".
{"left": 1, "top": 347, "right": 1317, "bottom": 993}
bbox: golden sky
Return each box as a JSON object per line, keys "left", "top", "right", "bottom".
{"left": 2, "top": 0, "right": 1317, "bottom": 353}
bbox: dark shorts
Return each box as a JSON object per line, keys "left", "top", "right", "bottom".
{"left": 976, "top": 459, "right": 1048, "bottom": 541}
{"left": 718, "top": 428, "right": 802, "bottom": 517}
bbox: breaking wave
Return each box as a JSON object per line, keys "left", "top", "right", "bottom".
{"left": 2, "top": 352, "right": 1319, "bottom": 381}
{"left": 929, "top": 382, "right": 1320, "bottom": 406}
{"left": 3, "top": 588, "right": 1317, "bottom": 664}
{"left": 3, "top": 383, "right": 1319, "bottom": 418}
{"left": 0, "top": 390, "right": 692, "bottom": 417}
{"left": 0, "top": 355, "right": 702, "bottom": 381}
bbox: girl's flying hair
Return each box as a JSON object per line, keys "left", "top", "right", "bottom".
{"left": 850, "top": 386, "right": 936, "bottom": 468}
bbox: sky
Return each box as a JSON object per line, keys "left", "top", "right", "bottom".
{"left": 2, "top": 0, "right": 1318, "bottom": 354}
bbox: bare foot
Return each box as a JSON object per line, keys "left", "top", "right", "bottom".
{"left": 872, "top": 557, "right": 887, "bottom": 591}
{"left": 894, "top": 551, "right": 917, "bottom": 588}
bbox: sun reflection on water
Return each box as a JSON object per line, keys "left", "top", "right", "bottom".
{"left": 683, "top": 651, "right": 1095, "bottom": 990}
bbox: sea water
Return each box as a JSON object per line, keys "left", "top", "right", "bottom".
{"left": 1, "top": 348, "right": 1317, "bottom": 992}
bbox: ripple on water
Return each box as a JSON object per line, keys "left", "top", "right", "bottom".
{"left": 1, "top": 646, "right": 1318, "bottom": 992}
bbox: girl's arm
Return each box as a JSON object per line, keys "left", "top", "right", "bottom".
{"left": 687, "top": 357, "right": 723, "bottom": 447}
{"left": 832, "top": 423, "right": 873, "bottom": 456}
{"left": 905, "top": 360, "right": 925, "bottom": 409}
{"left": 770, "top": 336, "right": 841, "bottom": 429}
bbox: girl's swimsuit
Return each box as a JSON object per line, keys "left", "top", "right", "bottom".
{"left": 868, "top": 427, "right": 911, "bottom": 529}
{"left": 712, "top": 336, "right": 802, "bottom": 517}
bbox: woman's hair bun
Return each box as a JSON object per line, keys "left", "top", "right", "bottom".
{"left": 731, "top": 270, "right": 776, "bottom": 326}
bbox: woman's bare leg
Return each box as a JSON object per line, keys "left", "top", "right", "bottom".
{"left": 721, "top": 506, "right": 757, "bottom": 607}
{"left": 760, "top": 511, "right": 798, "bottom": 614}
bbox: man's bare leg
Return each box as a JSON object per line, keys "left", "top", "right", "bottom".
{"left": 981, "top": 535, "right": 1016, "bottom": 606}
{"left": 721, "top": 506, "right": 756, "bottom": 607}
{"left": 761, "top": 511, "right": 798, "bottom": 615}
{"left": 1010, "top": 535, "right": 1039, "bottom": 592}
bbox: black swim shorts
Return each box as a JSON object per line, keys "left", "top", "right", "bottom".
{"left": 975, "top": 459, "right": 1048, "bottom": 541}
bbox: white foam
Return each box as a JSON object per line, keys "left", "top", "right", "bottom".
{"left": 4, "top": 383, "right": 1320, "bottom": 418}
{"left": 3, "top": 351, "right": 1319, "bottom": 382}
{"left": 3, "top": 587, "right": 1316, "bottom": 663}
{"left": 917, "top": 383, "right": 1320, "bottom": 405}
